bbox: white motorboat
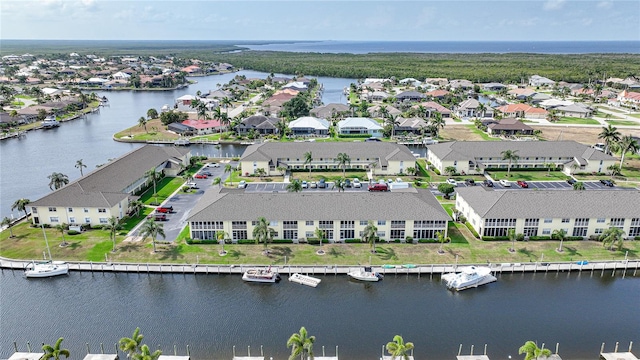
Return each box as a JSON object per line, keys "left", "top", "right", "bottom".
{"left": 42, "top": 115, "right": 60, "bottom": 129}
{"left": 441, "top": 266, "right": 496, "bottom": 291}
{"left": 289, "top": 273, "right": 321, "bottom": 287}
{"left": 348, "top": 266, "right": 383, "bottom": 282}
{"left": 25, "top": 261, "right": 69, "bottom": 278}
{"left": 242, "top": 267, "right": 281, "bottom": 283}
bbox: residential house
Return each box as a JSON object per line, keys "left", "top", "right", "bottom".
{"left": 310, "top": 103, "right": 350, "bottom": 119}
{"left": 612, "top": 90, "right": 640, "bottom": 110}
{"left": 486, "top": 118, "right": 534, "bottom": 136}
{"left": 236, "top": 115, "right": 280, "bottom": 135}
{"left": 529, "top": 75, "right": 556, "bottom": 87}
{"left": 181, "top": 119, "right": 224, "bottom": 135}
{"left": 426, "top": 140, "right": 616, "bottom": 175}
{"left": 175, "top": 95, "right": 197, "bottom": 111}
{"left": 167, "top": 122, "right": 195, "bottom": 135}
{"left": 112, "top": 71, "right": 131, "bottom": 81}
{"left": 554, "top": 104, "right": 594, "bottom": 118}
{"left": 367, "top": 91, "right": 390, "bottom": 102}
{"left": 181, "top": 65, "right": 202, "bottom": 74}
{"left": 206, "top": 89, "right": 232, "bottom": 100}
{"left": 424, "top": 78, "right": 448, "bottom": 87}
{"left": 455, "top": 98, "right": 492, "bottom": 118}
{"left": 288, "top": 116, "right": 330, "bottom": 136}
{"left": 495, "top": 103, "right": 547, "bottom": 119}
{"left": 29, "top": 145, "right": 190, "bottom": 226}
{"left": 239, "top": 142, "right": 416, "bottom": 176}
{"left": 395, "top": 117, "right": 429, "bottom": 135}
{"left": 283, "top": 82, "right": 308, "bottom": 92}
{"left": 368, "top": 105, "right": 402, "bottom": 118}
{"left": 421, "top": 101, "right": 452, "bottom": 118}
{"left": 455, "top": 187, "right": 640, "bottom": 239}
{"left": 449, "top": 79, "right": 473, "bottom": 90}
{"left": 507, "top": 88, "right": 537, "bottom": 100}
{"left": 425, "top": 89, "right": 450, "bottom": 100}
{"left": 337, "top": 117, "right": 383, "bottom": 137}
{"left": 396, "top": 91, "right": 426, "bottom": 102}
{"left": 187, "top": 188, "right": 450, "bottom": 242}
{"left": 483, "top": 83, "right": 507, "bottom": 91}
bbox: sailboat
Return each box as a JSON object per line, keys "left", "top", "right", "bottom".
{"left": 25, "top": 225, "right": 69, "bottom": 278}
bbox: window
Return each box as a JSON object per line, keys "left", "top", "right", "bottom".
{"left": 595, "top": 228, "right": 604, "bottom": 235}
{"left": 561, "top": 218, "right": 570, "bottom": 223}
{"left": 597, "top": 218, "right": 606, "bottom": 223}
{"left": 360, "top": 220, "right": 369, "bottom": 226}
{"left": 542, "top": 228, "right": 551, "bottom": 235}
{"left": 269, "top": 220, "right": 278, "bottom": 227}
{"left": 232, "top": 221, "right": 247, "bottom": 229}
{"left": 283, "top": 230, "right": 298, "bottom": 240}
{"left": 48, "top": 207, "right": 57, "bottom": 212}
{"left": 98, "top": 208, "right": 106, "bottom": 213}
{"left": 319, "top": 221, "right": 333, "bottom": 229}
{"left": 32, "top": 207, "right": 38, "bottom": 214}
{"left": 283, "top": 221, "right": 298, "bottom": 229}
{"left": 630, "top": 218, "right": 640, "bottom": 237}
{"left": 390, "top": 229, "right": 405, "bottom": 239}
{"left": 340, "top": 221, "right": 354, "bottom": 229}
{"left": 305, "top": 231, "right": 315, "bottom": 238}
{"left": 376, "top": 231, "right": 386, "bottom": 238}
{"left": 572, "top": 227, "right": 588, "bottom": 237}
{"left": 575, "top": 218, "right": 589, "bottom": 226}
{"left": 85, "top": 217, "right": 91, "bottom": 223}
{"left": 611, "top": 218, "right": 625, "bottom": 228}
{"left": 232, "top": 230, "right": 248, "bottom": 240}
{"left": 69, "top": 217, "right": 76, "bottom": 224}
{"left": 544, "top": 218, "right": 552, "bottom": 223}
{"left": 390, "top": 220, "right": 405, "bottom": 228}
{"left": 523, "top": 227, "right": 538, "bottom": 237}
{"left": 50, "top": 217, "right": 59, "bottom": 223}
{"left": 340, "top": 229, "right": 355, "bottom": 239}
{"left": 305, "top": 221, "right": 314, "bottom": 226}
{"left": 99, "top": 218, "right": 108, "bottom": 224}
{"left": 68, "top": 208, "right": 73, "bottom": 212}
{"left": 84, "top": 208, "right": 89, "bottom": 213}
{"left": 377, "top": 220, "right": 386, "bottom": 226}
{"left": 524, "top": 218, "right": 539, "bottom": 227}
{"left": 191, "top": 221, "right": 223, "bottom": 230}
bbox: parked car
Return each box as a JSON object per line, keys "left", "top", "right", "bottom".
{"left": 353, "top": 178, "right": 361, "bottom": 188}
{"left": 396, "top": 177, "right": 403, "bottom": 183}
{"left": 387, "top": 179, "right": 394, "bottom": 184}
{"left": 365, "top": 137, "right": 381, "bottom": 142}
{"left": 310, "top": 181, "right": 317, "bottom": 188}
{"left": 147, "top": 213, "right": 167, "bottom": 221}
{"left": 499, "top": 179, "right": 511, "bottom": 187}
{"left": 464, "top": 179, "right": 475, "bottom": 186}
{"left": 344, "top": 179, "right": 351, "bottom": 188}
{"left": 206, "top": 162, "right": 220, "bottom": 168}
{"left": 378, "top": 179, "right": 386, "bottom": 184}
{"left": 301, "top": 180, "right": 308, "bottom": 189}
{"left": 237, "top": 180, "right": 247, "bottom": 189}
{"left": 446, "top": 178, "right": 457, "bottom": 186}
{"left": 600, "top": 179, "right": 614, "bottom": 187}
{"left": 199, "top": 171, "right": 212, "bottom": 176}
{"left": 482, "top": 180, "right": 494, "bottom": 187}
{"left": 194, "top": 173, "right": 207, "bottom": 179}
{"left": 567, "top": 178, "right": 577, "bottom": 185}
{"left": 368, "top": 183, "right": 389, "bottom": 192}
{"left": 517, "top": 180, "right": 529, "bottom": 188}
{"left": 156, "top": 206, "right": 173, "bottom": 213}
{"left": 318, "top": 178, "right": 327, "bottom": 188}
{"left": 186, "top": 182, "right": 198, "bottom": 189}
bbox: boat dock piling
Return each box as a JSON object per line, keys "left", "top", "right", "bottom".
{"left": 1, "top": 258, "right": 638, "bottom": 277}
{"left": 233, "top": 345, "right": 264, "bottom": 360}
{"left": 601, "top": 342, "right": 637, "bottom": 360}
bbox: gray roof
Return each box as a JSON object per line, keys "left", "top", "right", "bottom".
{"left": 188, "top": 188, "right": 450, "bottom": 222}
{"left": 240, "top": 142, "right": 416, "bottom": 164}
{"left": 456, "top": 187, "right": 640, "bottom": 219}
{"left": 31, "top": 145, "right": 190, "bottom": 207}
{"left": 310, "top": 103, "right": 350, "bottom": 118}
{"left": 427, "top": 141, "right": 616, "bottom": 162}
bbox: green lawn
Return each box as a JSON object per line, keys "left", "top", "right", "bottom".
{"left": 555, "top": 117, "right": 601, "bottom": 125}
{"left": 597, "top": 106, "right": 626, "bottom": 114}
{"left": 139, "top": 177, "right": 185, "bottom": 205}
{"left": 594, "top": 111, "right": 624, "bottom": 119}
{"left": 487, "top": 170, "right": 570, "bottom": 181}
{"left": 628, "top": 113, "right": 640, "bottom": 119}
{"left": 605, "top": 120, "right": 640, "bottom": 126}
{"left": 464, "top": 125, "right": 502, "bottom": 141}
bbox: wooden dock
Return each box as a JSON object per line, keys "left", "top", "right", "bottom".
{"left": 1, "top": 258, "right": 638, "bottom": 277}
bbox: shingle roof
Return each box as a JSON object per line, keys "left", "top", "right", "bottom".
{"left": 338, "top": 117, "right": 383, "bottom": 130}
{"left": 240, "top": 142, "right": 416, "bottom": 163}
{"left": 188, "top": 188, "right": 451, "bottom": 222}
{"left": 288, "top": 117, "right": 329, "bottom": 130}
{"left": 456, "top": 187, "right": 640, "bottom": 219}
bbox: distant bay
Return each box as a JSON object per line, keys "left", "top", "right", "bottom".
{"left": 240, "top": 40, "right": 640, "bottom": 54}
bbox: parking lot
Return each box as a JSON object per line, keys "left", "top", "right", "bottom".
{"left": 485, "top": 180, "right": 632, "bottom": 191}
{"left": 245, "top": 182, "right": 369, "bottom": 192}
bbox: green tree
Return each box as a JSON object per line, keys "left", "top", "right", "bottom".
{"left": 11, "top": 198, "right": 30, "bottom": 219}
{"left": 598, "top": 124, "right": 621, "bottom": 155}
{"left": 303, "top": 151, "right": 313, "bottom": 178}
{"left": 437, "top": 183, "right": 455, "bottom": 198}
{"left": 333, "top": 178, "right": 345, "bottom": 192}
{"left": 385, "top": 335, "right": 414, "bottom": 360}
{"left": 139, "top": 218, "right": 166, "bottom": 253}
{"left": 253, "top": 216, "right": 274, "bottom": 253}
{"left": 429, "top": 112, "right": 445, "bottom": 138}
{"left": 315, "top": 227, "right": 325, "bottom": 249}
{"left": 224, "top": 164, "right": 234, "bottom": 185}
{"left": 145, "top": 168, "right": 161, "bottom": 204}
{"left": 600, "top": 226, "right": 625, "bottom": 251}
{"left": 335, "top": 152, "right": 351, "bottom": 177}
{"left": 47, "top": 172, "right": 69, "bottom": 190}
{"left": 128, "top": 200, "right": 144, "bottom": 217}
{"left": 573, "top": 181, "right": 585, "bottom": 190}
{"left": 287, "top": 327, "right": 315, "bottom": 360}
{"left": 281, "top": 95, "right": 310, "bottom": 120}
{"left": 286, "top": 179, "right": 303, "bottom": 192}
{"left": 436, "top": 231, "right": 450, "bottom": 254}
{"left": 138, "top": 116, "right": 148, "bottom": 133}
{"left": 508, "top": 228, "right": 516, "bottom": 253}
{"left": 362, "top": 220, "right": 378, "bottom": 253}
{"left": 519, "top": 341, "right": 551, "bottom": 360}
{"left": 41, "top": 338, "right": 70, "bottom": 360}
{"left": 147, "top": 108, "right": 158, "bottom": 119}
{"left": 133, "top": 345, "right": 162, "bottom": 360}
{"left": 75, "top": 159, "right": 87, "bottom": 177}
{"left": 103, "top": 216, "right": 123, "bottom": 252}
{"left": 501, "top": 149, "right": 520, "bottom": 176}
{"left": 2, "top": 217, "right": 14, "bottom": 238}
{"left": 119, "top": 328, "right": 144, "bottom": 359}
{"left": 444, "top": 166, "right": 457, "bottom": 176}
{"left": 617, "top": 135, "right": 639, "bottom": 170}
{"left": 552, "top": 228, "right": 567, "bottom": 252}
{"left": 406, "top": 166, "right": 416, "bottom": 176}
{"left": 55, "top": 223, "right": 68, "bottom": 247}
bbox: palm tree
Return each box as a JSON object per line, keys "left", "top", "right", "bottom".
{"left": 508, "top": 228, "right": 516, "bottom": 253}
{"left": 315, "top": 227, "right": 325, "bottom": 250}
{"left": 598, "top": 124, "right": 621, "bottom": 155}
{"left": 552, "top": 228, "right": 567, "bottom": 252}
{"left": 362, "top": 220, "right": 378, "bottom": 253}
{"left": 2, "top": 217, "right": 14, "bottom": 238}
{"left": 253, "top": 217, "right": 274, "bottom": 253}
{"left": 386, "top": 335, "right": 414, "bottom": 360}
{"left": 333, "top": 178, "right": 345, "bottom": 192}
{"left": 119, "top": 327, "right": 144, "bottom": 359}
{"left": 573, "top": 181, "right": 586, "bottom": 190}
{"left": 75, "top": 159, "right": 87, "bottom": 176}
{"left": 519, "top": 341, "right": 551, "bottom": 360}
{"left": 303, "top": 151, "right": 313, "bottom": 179}
{"left": 145, "top": 168, "right": 161, "bottom": 204}
{"left": 11, "top": 198, "right": 30, "bottom": 219}
{"left": 335, "top": 152, "right": 351, "bottom": 177}
{"left": 47, "top": 172, "right": 69, "bottom": 190}
{"left": 386, "top": 114, "right": 400, "bottom": 138}
{"left": 224, "top": 164, "right": 234, "bottom": 185}
{"left": 436, "top": 231, "right": 450, "bottom": 254}
{"left": 600, "top": 226, "right": 625, "bottom": 251}
{"left": 139, "top": 218, "right": 166, "bottom": 253}
{"left": 138, "top": 116, "right": 148, "bottom": 133}
{"left": 430, "top": 112, "right": 445, "bottom": 138}
{"left": 444, "top": 166, "right": 457, "bottom": 176}
{"left": 55, "top": 223, "right": 68, "bottom": 247}
{"left": 617, "top": 135, "right": 639, "bottom": 170}
{"left": 607, "top": 164, "right": 621, "bottom": 178}
{"left": 132, "top": 345, "right": 162, "bottom": 360}
{"left": 501, "top": 149, "right": 519, "bottom": 176}
{"left": 128, "top": 200, "right": 144, "bottom": 217}
{"left": 286, "top": 179, "right": 303, "bottom": 192}
{"left": 287, "top": 327, "right": 315, "bottom": 360}
{"left": 103, "top": 216, "right": 122, "bottom": 252}
{"left": 476, "top": 102, "right": 487, "bottom": 118}
{"left": 406, "top": 166, "right": 416, "bottom": 176}
{"left": 41, "top": 338, "right": 70, "bottom": 360}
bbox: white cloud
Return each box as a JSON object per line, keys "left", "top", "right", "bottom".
{"left": 597, "top": 0, "right": 613, "bottom": 9}
{"left": 543, "top": 0, "right": 566, "bottom": 11}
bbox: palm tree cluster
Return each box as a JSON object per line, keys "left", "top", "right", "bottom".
{"left": 47, "top": 172, "right": 69, "bottom": 190}
{"left": 598, "top": 125, "right": 639, "bottom": 171}
{"left": 119, "top": 328, "right": 162, "bottom": 360}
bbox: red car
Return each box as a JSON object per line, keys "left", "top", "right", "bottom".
{"left": 368, "top": 183, "right": 389, "bottom": 192}
{"left": 194, "top": 174, "right": 207, "bottom": 179}
{"left": 156, "top": 206, "right": 173, "bottom": 213}
{"left": 517, "top": 180, "right": 529, "bottom": 188}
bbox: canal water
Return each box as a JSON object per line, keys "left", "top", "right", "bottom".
{"left": 0, "top": 71, "right": 355, "bottom": 219}
{"left": 1, "top": 270, "right": 638, "bottom": 360}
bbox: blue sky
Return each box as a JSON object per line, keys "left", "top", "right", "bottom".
{"left": 1, "top": 0, "right": 638, "bottom": 41}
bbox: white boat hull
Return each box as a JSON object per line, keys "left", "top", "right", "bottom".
{"left": 25, "top": 261, "right": 69, "bottom": 278}
{"left": 442, "top": 266, "right": 496, "bottom": 291}
{"left": 242, "top": 268, "right": 280, "bottom": 283}
{"left": 289, "top": 273, "right": 321, "bottom": 287}
{"left": 348, "top": 269, "right": 383, "bottom": 282}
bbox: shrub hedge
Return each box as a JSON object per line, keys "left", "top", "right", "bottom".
{"left": 465, "top": 222, "right": 480, "bottom": 238}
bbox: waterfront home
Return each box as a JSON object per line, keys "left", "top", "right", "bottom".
{"left": 456, "top": 98, "right": 484, "bottom": 118}
{"left": 396, "top": 91, "right": 426, "bottom": 102}
{"left": 236, "top": 115, "right": 279, "bottom": 136}
{"left": 395, "top": 117, "right": 429, "bottom": 134}
{"left": 368, "top": 104, "right": 402, "bottom": 118}
{"left": 181, "top": 119, "right": 224, "bottom": 135}
{"left": 187, "top": 188, "right": 450, "bottom": 242}
{"left": 288, "top": 116, "right": 330, "bottom": 136}
{"left": 29, "top": 145, "right": 190, "bottom": 226}
{"left": 337, "top": 117, "right": 383, "bottom": 137}
{"left": 485, "top": 118, "right": 534, "bottom": 136}
{"left": 507, "top": 88, "right": 537, "bottom": 100}
{"left": 529, "top": 75, "right": 556, "bottom": 87}
{"left": 310, "top": 103, "right": 350, "bottom": 119}
{"left": 426, "top": 140, "right": 616, "bottom": 175}
{"left": 495, "top": 103, "right": 547, "bottom": 119}
{"left": 283, "top": 82, "right": 308, "bottom": 92}
{"left": 483, "top": 82, "right": 507, "bottom": 91}
{"left": 239, "top": 142, "right": 416, "bottom": 176}
{"left": 455, "top": 187, "right": 640, "bottom": 239}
